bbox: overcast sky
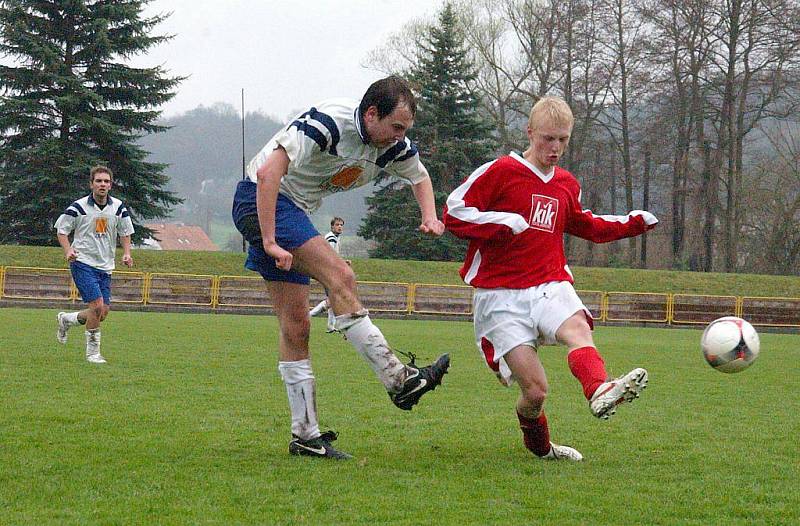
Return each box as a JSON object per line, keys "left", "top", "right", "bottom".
{"left": 136, "top": 0, "right": 445, "bottom": 121}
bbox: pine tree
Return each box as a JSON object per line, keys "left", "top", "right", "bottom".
{"left": 359, "top": 2, "right": 496, "bottom": 261}
{"left": 0, "top": 0, "right": 183, "bottom": 245}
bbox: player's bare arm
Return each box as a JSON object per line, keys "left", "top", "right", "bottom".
{"left": 411, "top": 170, "right": 444, "bottom": 236}
{"left": 120, "top": 235, "right": 133, "bottom": 267}
{"left": 57, "top": 233, "right": 78, "bottom": 262}
{"left": 256, "top": 146, "right": 293, "bottom": 270}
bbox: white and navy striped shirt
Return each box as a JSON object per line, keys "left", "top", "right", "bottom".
{"left": 54, "top": 194, "right": 135, "bottom": 272}
{"left": 324, "top": 231, "right": 341, "bottom": 254}
{"left": 246, "top": 98, "right": 427, "bottom": 213}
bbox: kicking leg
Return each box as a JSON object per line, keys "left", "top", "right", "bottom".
{"left": 291, "top": 237, "right": 449, "bottom": 409}
{"left": 558, "top": 312, "right": 648, "bottom": 420}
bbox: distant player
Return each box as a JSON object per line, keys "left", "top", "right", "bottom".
{"left": 232, "top": 76, "right": 450, "bottom": 460}
{"left": 309, "top": 216, "right": 347, "bottom": 332}
{"left": 54, "top": 165, "right": 134, "bottom": 364}
{"left": 443, "top": 96, "right": 658, "bottom": 461}
{"left": 324, "top": 217, "right": 345, "bottom": 254}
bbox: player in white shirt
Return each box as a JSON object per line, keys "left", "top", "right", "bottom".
{"left": 232, "top": 76, "right": 450, "bottom": 459}
{"left": 54, "top": 166, "right": 134, "bottom": 364}
{"left": 309, "top": 216, "right": 346, "bottom": 331}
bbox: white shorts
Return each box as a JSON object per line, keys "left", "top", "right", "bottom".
{"left": 472, "top": 281, "right": 593, "bottom": 386}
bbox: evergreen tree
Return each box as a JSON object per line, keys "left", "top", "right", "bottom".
{"left": 359, "top": 2, "right": 496, "bottom": 261}
{"left": 0, "top": 0, "right": 182, "bottom": 245}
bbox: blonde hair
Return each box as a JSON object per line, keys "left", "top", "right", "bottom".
{"left": 528, "top": 96, "right": 574, "bottom": 131}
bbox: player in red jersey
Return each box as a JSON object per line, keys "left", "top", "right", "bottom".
{"left": 443, "top": 96, "right": 658, "bottom": 461}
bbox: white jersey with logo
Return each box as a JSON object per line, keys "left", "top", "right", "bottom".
{"left": 54, "top": 194, "right": 135, "bottom": 272}
{"left": 246, "top": 98, "right": 427, "bottom": 213}
{"left": 324, "top": 231, "right": 341, "bottom": 254}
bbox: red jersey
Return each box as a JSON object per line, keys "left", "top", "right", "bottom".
{"left": 443, "top": 152, "right": 657, "bottom": 289}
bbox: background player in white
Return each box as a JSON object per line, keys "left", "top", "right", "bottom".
{"left": 309, "top": 216, "right": 347, "bottom": 332}
{"left": 232, "top": 76, "right": 450, "bottom": 460}
{"left": 55, "top": 166, "right": 134, "bottom": 364}
{"left": 444, "top": 96, "right": 658, "bottom": 461}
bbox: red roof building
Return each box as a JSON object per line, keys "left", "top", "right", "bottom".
{"left": 143, "top": 223, "right": 219, "bottom": 251}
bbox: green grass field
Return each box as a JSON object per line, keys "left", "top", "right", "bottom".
{"left": 1, "top": 307, "right": 798, "bottom": 525}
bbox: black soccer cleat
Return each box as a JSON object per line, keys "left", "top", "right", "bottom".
{"left": 289, "top": 430, "right": 352, "bottom": 460}
{"left": 390, "top": 352, "right": 450, "bottom": 411}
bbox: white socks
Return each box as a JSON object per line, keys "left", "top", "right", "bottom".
{"left": 309, "top": 299, "right": 328, "bottom": 317}
{"left": 278, "top": 359, "right": 320, "bottom": 441}
{"left": 64, "top": 311, "right": 81, "bottom": 326}
{"left": 335, "top": 313, "right": 406, "bottom": 393}
{"left": 85, "top": 329, "right": 102, "bottom": 361}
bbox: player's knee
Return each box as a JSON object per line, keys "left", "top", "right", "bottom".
{"left": 328, "top": 263, "right": 357, "bottom": 294}
{"left": 90, "top": 304, "right": 104, "bottom": 319}
{"left": 522, "top": 384, "right": 547, "bottom": 411}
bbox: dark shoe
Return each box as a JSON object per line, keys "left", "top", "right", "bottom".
{"left": 288, "top": 431, "right": 352, "bottom": 460}
{"left": 390, "top": 352, "right": 450, "bottom": 410}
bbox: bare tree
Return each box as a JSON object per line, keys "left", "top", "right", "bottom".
{"left": 705, "top": 0, "right": 800, "bottom": 271}
{"left": 595, "top": 0, "right": 652, "bottom": 264}
{"left": 361, "top": 18, "right": 429, "bottom": 75}
{"left": 456, "top": 0, "right": 528, "bottom": 152}
{"left": 741, "top": 121, "right": 800, "bottom": 274}
{"left": 637, "top": 0, "right": 716, "bottom": 268}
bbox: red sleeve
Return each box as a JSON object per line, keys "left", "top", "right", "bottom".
{"left": 565, "top": 184, "right": 658, "bottom": 242}
{"left": 444, "top": 161, "right": 530, "bottom": 241}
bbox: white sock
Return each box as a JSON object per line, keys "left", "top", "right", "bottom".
{"left": 326, "top": 309, "right": 336, "bottom": 330}
{"left": 278, "top": 359, "right": 320, "bottom": 441}
{"left": 85, "top": 329, "right": 101, "bottom": 357}
{"left": 335, "top": 313, "right": 406, "bottom": 393}
{"left": 309, "top": 299, "right": 328, "bottom": 317}
{"left": 64, "top": 311, "right": 81, "bottom": 326}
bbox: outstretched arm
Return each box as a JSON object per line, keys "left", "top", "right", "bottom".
{"left": 567, "top": 208, "right": 658, "bottom": 243}
{"left": 411, "top": 166, "right": 444, "bottom": 236}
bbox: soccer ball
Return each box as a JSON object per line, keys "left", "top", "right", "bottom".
{"left": 701, "top": 316, "right": 760, "bottom": 373}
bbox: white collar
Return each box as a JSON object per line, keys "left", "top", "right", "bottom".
{"left": 510, "top": 151, "right": 555, "bottom": 183}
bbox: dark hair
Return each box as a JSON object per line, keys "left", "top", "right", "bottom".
{"left": 331, "top": 217, "right": 345, "bottom": 227}
{"left": 358, "top": 76, "right": 416, "bottom": 119}
{"left": 89, "top": 165, "right": 113, "bottom": 182}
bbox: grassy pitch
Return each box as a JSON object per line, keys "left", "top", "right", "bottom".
{"left": 1, "top": 307, "right": 798, "bottom": 525}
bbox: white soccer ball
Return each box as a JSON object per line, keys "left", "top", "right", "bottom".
{"left": 701, "top": 316, "right": 760, "bottom": 373}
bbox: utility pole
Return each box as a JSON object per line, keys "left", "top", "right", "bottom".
{"left": 241, "top": 88, "right": 246, "bottom": 253}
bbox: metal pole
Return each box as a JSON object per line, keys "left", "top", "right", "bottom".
{"left": 241, "top": 88, "right": 246, "bottom": 253}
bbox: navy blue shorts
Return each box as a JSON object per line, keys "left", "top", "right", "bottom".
{"left": 70, "top": 261, "right": 112, "bottom": 304}
{"left": 232, "top": 180, "right": 319, "bottom": 285}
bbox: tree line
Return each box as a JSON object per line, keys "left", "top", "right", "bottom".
{"left": 363, "top": 0, "right": 800, "bottom": 275}
{"left": 1, "top": 0, "right": 798, "bottom": 275}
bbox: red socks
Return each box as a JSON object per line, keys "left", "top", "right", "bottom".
{"left": 517, "top": 411, "right": 551, "bottom": 457}
{"left": 568, "top": 346, "right": 608, "bottom": 400}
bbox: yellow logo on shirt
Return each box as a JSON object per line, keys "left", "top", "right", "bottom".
{"left": 95, "top": 217, "right": 108, "bottom": 234}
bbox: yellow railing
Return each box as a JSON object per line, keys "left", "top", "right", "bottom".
{"left": 1, "top": 265, "right": 798, "bottom": 327}
{"left": 671, "top": 294, "right": 739, "bottom": 325}
{"left": 147, "top": 272, "right": 216, "bottom": 306}
{"left": 741, "top": 296, "right": 800, "bottom": 328}
{"left": 111, "top": 271, "right": 147, "bottom": 304}
{"left": 605, "top": 292, "right": 671, "bottom": 323}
